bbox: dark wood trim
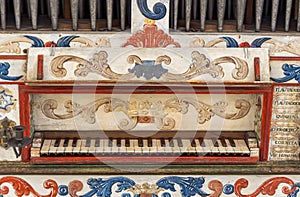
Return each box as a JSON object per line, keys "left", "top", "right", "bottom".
{"left": 0, "top": 161, "right": 299, "bottom": 175}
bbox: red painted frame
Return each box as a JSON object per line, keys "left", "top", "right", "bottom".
{"left": 19, "top": 83, "right": 273, "bottom": 164}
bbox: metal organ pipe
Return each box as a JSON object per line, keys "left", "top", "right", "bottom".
{"left": 0, "top": 0, "right": 298, "bottom": 32}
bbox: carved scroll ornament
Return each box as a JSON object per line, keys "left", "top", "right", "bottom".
{"left": 41, "top": 97, "right": 251, "bottom": 130}
{"left": 50, "top": 51, "right": 249, "bottom": 81}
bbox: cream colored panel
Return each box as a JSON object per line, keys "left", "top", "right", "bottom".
{"left": 27, "top": 48, "right": 269, "bottom": 83}
{"left": 31, "top": 93, "right": 258, "bottom": 132}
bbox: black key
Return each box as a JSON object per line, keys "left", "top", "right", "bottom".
{"left": 220, "top": 138, "right": 227, "bottom": 147}
{"left": 108, "top": 138, "right": 113, "bottom": 147}
{"left": 138, "top": 138, "right": 143, "bottom": 147}
{"left": 148, "top": 138, "right": 152, "bottom": 147}
{"left": 125, "top": 139, "right": 130, "bottom": 147}
{"left": 117, "top": 138, "right": 121, "bottom": 147}
{"left": 229, "top": 138, "right": 236, "bottom": 147}
{"left": 72, "top": 138, "right": 78, "bottom": 147}
{"left": 95, "top": 138, "right": 100, "bottom": 147}
{"left": 160, "top": 138, "right": 166, "bottom": 147}
{"left": 198, "top": 138, "right": 205, "bottom": 147}
{"left": 213, "top": 139, "right": 219, "bottom": 147}
{"left": 191, "top": 139, "right": 196, "bottom": 147}
{"left": 177, "top": 138, "right": 183, "bottom": 147}
{"left": 54, "top": 139, "right": 60, "bottom": 147}
{"left": 169, "top": 138, "right": 174, "bottom": 147}
{"left": 86, "top": 138, "right": 91, "bottom": 147}
{"left": 63, "top": 138, "right": 69, "bottom": 147}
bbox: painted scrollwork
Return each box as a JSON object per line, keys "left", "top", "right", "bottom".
{"left": 50, "top": 51, "right": 249, "bottom": 81}
{"left": 0, "top": 176, "right": 58, "bottom": 197}
{"left": 164, "top": 98, "right": 251, "bottom": 125}
{"left": 0, "top": 35, "right": 44, "bottom": 54}
{"left": 41, "top": 97, "right": 250, "bottom": 130}
{"left": 136, "top": 0, "right": 167, "bottom": 20}
{"left": 234, "top": 177, "right": 297, "bottom": 197}
{"left": 258, "top": 38, "right": 300, "bottom": 56}
{"left": 41, "top": 98, "right": 138, "bottom": 130}
{"left": 51, "top": 51, "right": 131, "bottom": 79}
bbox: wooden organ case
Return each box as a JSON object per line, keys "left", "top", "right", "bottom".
{"left": 22, "top": 46, "right": 272, "bottom": 165}
{"left": 0, "top": 1, "right": 299, "bottom": 197}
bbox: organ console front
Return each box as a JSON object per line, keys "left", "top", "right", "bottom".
{"left": 0, "top": 1, "right": 299, "bottom": 197}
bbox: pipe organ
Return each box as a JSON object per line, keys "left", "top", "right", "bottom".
{"left": 1, "top": 0, "right": 300, "bottom": 31}
{"left": 0, "top": 1, "right": 299, "bottom": 197}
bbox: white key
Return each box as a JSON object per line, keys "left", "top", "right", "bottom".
{"left": 211, "top": 139, "right": 220, "bottom": 154}
{"left": 194, "top": 139, "right": 204, "bottom": 154}
{"left": 127, "top": 139, "right": 135, "bottom": 154}
{"left": 164, "top": 139, "right": 173, "bottom": 154}
{"left": 73, "top": 139, "right": 83, "bottom": 154}
{"left": 40, "top": 139, "right": 52, "bottom": 155}
{"left": 142, "top": 139, "right": 150, "bottom": 154}
{"left": 181, "top": 139, "right": 191, "bottom": 153}
{"left": 80, "top": 139, "right": 89, "bottom": 154}
{"left": 56, "top": 139, "right": 66, "bottom": 154}
{"left": 203, "top": 139, "right": 213, "bottom": 154}
{"left": 133, "top": 139, "right": 142, "bottom": 154}
{"left": 119, "top": 139, "right": 127, "bottom": 154}
{"left": 102, "top": 139, "right": 111, "bottom": 154}
{"left": 188, "top": 139, "right": 197, "bottom": 154}
{"left": 156, "top": 139, "right": 164, "bottom": 154}
{"left": 48, "top": 139, "right": 59, "bottom": 154}
{"left": 225, "top": 139, "right": 235, "bottom": 154}
{"left": 88, "top": 139, "right": 96, "bottom": 154}
{"left": 149, "top": 139, "right": 158, "bottom": 154}
{"left": 111, "top": 139, "right": 119, "bottom": 154}
{"left": 64, "top": 139, "right": 74, "bottom": 154}
{"left": 171, "top": 139, "right": 181, "bottom": 154}
{"left": 94, "top": 139, "right": 103, "bottom": 154}
{"left": 234, "top": 139, "right": 250, "bottom": 155}
{"left": 217, "top": 139, "right": 227, "bottom": 154}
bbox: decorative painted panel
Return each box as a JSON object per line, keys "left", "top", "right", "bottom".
{"left": 0, "top": 175, "right": 300, "bottom": 197}
{"left": 26, "top": 48, "right": 269, "bottom": 83}
{"left": 31, "top": 94, "right": 258, "bottom": 132}
{"left": 0, "top": 85, "right": 20, "bottom": 161}
{"left": 269, "top": 86, "right": 300, "bottom": 161}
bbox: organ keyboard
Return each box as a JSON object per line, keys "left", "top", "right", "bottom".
{"left": 30, "top": 130, "right": 260, "bottom": 164}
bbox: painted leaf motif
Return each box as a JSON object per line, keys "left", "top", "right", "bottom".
{"left": 81, "top": 177, "right": 135, "bottom": 197}
{"left": 156, "top": 176, "right": 208, "bottom": 197}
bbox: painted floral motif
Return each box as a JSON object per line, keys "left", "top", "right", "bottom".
{"left": 80, "top": 177, "right": 136, "bottom": 197}
{"left": 122, "top": 23, "right": 180, "bottom": 48}
{"left": 1, "top": 176, "right": 300, "bottom": 197}
{"left": 50, "top": 51, "right": 249, "bottom": 81}
{"left": 127, "top": 55, "right": 170, "bottom": 80}
{"left": 40, "top": 97, "right": 251, "bottom": 130}
{"left": 156, "top": 176, "right": 208, "bottom": 197}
